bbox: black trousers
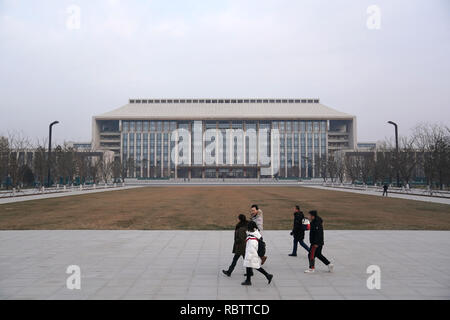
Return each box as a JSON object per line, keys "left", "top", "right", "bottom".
{"left": 246, "top": 267, "right": 269, "bottom": 282}
{"left": 308, "top": 245, "right": 330, "bottom": 269}
{"left": 227, "top": 254, "right": 244, "bottom": 274}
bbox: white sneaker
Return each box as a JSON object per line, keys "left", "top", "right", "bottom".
{"left": 328, "top": 264, "right": 334, "bottom": 273}
{"left": 304, "top": 268, "right": 315, "bottom": 273}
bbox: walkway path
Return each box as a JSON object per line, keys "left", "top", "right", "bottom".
{"left": 303, "top": 185, "right": 450, "bottom": 205}
{"left": 2, "top": 182, "right": 448, "bottom": 205}
{"left": 0, "top": 185, "right": 142, "bottom": 205}
{"left": 1, "top": 230, "right": 449, "bottom": 300}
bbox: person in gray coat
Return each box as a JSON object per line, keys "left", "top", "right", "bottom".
{"left": 250, "top": 204, "right": 263, "bottom": 232}
{"left": 250, "top": 204, "right": 266, "bottom": 264}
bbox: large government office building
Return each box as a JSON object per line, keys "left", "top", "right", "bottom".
{"left": 92, "top": 99, "right": 356, "bottom": 179}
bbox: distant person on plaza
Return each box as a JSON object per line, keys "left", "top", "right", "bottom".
{"left": 304, "top": 210, "right": 334, "bottom": 273}
{"left": 383, "top": 184, "right": 389, "bottom": 196}
{"left": 222, "top": 214, "right": 248, "bottom": 277}
{"left": 289, "top": 205, "right": 310, "bottom": 257}
{"left": 241, "top": 221, "right": 273, "bottom": 286}
{"left": 250, "top": 204, "right": 263, "bottom": 232}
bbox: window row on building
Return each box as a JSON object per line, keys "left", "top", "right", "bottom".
{"left": 121, "top": 120, "right": 328, "bottom": 133}
{"left": 129, "top": 98, "right": 320, "bottom": 104}
{"left": 121, "top": 131, "right": 327, "bottom": 178}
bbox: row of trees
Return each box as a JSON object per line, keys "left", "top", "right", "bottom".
{"left": 0, "top": 133, "right": 125, "bottom": 189}
{"left": 1, "top": 122, "right": 449, "bottom": 189}
{"left": 317, "top": 123, "right": 449, "bottom": 189}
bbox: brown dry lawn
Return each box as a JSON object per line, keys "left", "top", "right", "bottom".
{"left": 0, "top": 186, "right": 449, "bottom": 230}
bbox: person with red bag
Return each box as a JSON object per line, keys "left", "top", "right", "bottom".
{"left": 289, "top": 205, "right": 310, "bottom": 257}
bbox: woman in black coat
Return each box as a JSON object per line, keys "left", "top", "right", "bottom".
{"left": 222, "top": 214, "right": 248, "bottom": 276}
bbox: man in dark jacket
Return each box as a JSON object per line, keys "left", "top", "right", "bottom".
{"left": 223, "top": 214, "right": 248, "bottom": 276}
{"left": 382, "top": 184, "right": 389, "bottom": 196}
{"left": 289, "top": 205, "right": 310, "bottom": 256}
{"left": 305, "top": 210, "right": 334, "bottom": 273}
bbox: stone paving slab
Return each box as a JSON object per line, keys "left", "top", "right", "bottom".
{"left": 0, "top": 230, "right": 449, "bottom": 300}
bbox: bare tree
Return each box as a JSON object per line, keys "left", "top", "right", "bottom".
{"left": 112, "top": 158, "right": 122, "bottom": 183}
{"left": 88, "top": 157, "right": 102, "bottom": 184}
{"left": 33, "top": 141, "right": 48, "bottom": 187}
{"left": 327, "top": 154, "right": 337, "bottom": 183}
{"left": 369, "top": 140, "right": 394, "bottom": 186}
{"left": 75, "top": 152, "right": 89, "bottom": 185}
{"left": 0, "top": 136, "right": 10, "bottom": 188}
{"left": 126, "top": 157, "right": 135, "bottom": 178}
{"left": 335, "top": 156, "right": 345, "bottom": 184}
{"left": 345, "top": 155, "right": 360, "bottom": 184}
{"left": 397, "top": 136, "right": 417, "bottom": 186}
{"left": 58, "top": 144, "right": 77, "bottom": 185}
{"left": 315, "top": 155, "right": 328, "bottom": 182}
{"left": 100, "top": 155, "right": 113, "bottom": 184}
{"left": 413, "top": 123, "right": 450, "bottom": 190}
{"left": 360, "top": 154, "right": 375, "bottom": 185}
{"left": 22, "top": 165, "right": 34, "bottom": 186}
{"left": 121, "top": 158, "right": 129, "bottom": 181}
{"left": 7, "top": 131, "right": 31, "bottom": 188}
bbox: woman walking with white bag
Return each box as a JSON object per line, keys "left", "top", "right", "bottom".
{"left": 241, "top": 221, "right": 273, "bottom": 286}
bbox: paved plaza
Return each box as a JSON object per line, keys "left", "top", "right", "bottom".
{"left": 0, "top": 230, "right": 449, "bottom": 300}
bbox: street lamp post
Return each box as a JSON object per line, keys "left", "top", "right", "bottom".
{"left": 47, "top": 121, "right": 59, "bottom": 187}
{"left": 387, "top": 121, "right": 400, "bottom": 188}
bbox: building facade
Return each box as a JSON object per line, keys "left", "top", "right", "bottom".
{"left": 92, "top": 98, "right": 356, "bottom": 179}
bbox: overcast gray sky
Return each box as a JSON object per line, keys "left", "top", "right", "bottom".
{"left": 1, "top": 0, "right": 449, "bottom": 145}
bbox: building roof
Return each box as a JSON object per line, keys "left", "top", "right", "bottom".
{"left": 94, "top": 99, "right": 354, "bottom": 120}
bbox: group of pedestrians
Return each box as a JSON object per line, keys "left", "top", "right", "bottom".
{"left": 222, "top": 205, "right": 273, "bottom": 285}
{"left": 222, "top": 204, "right": 333, "bottom": 285}
{"left": 288, "top": 205, "right": 334, "bottom": 273}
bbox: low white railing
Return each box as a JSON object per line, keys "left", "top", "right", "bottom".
{"left": 0, "top": 182, "right": 127, "bottom": 199}
{"left": 121, "top": 178, "right": 449, "bottom": 198}
{"left": 319, "top": 182, "right": 450, "bottom": 198}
